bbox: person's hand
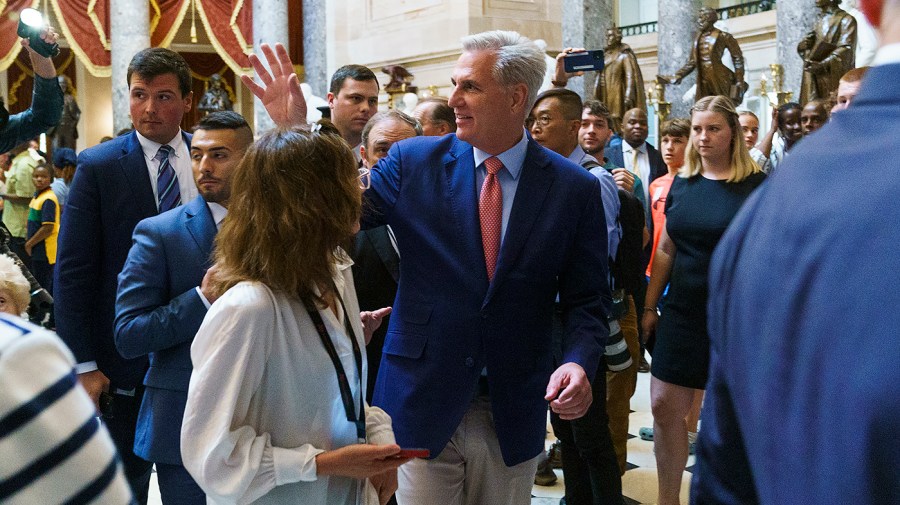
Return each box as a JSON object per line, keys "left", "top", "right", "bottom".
{"left": 553, "top": 47, "right": 586, "bottom": 86}
{"left": 315, "top": 444, "right": 411, "bottom": 479}
{"left": 641, "top": 309, "right": 658, "bottom": 345}
{"left": 78, "top": 369, "right": 110, "bottom": 412}
{"left": 369, "top": 468, "right": 399, "bottom": 505}
{"left": 611, "top": 168, "right": 635, "bottom": 192}
{"left": 24, "top": 242, "right": 32, "bottom": 255}
{"left": 545, "top": 362, "right": 592, "bottom": 420}
{"left": 21, "top": 25, "right": 59, "bottom": 79}
{"left": 361, "top": 307, "right": 392, "bottom": 345}
{"left": 240, "top": 43, "right": 307, "bottom": 129}
{"left": 200, "top": 264, "right": 221, "bottom": 305}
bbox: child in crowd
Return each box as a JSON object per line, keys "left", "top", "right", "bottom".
{"left": 24, "top": 164, "right": 59, "bottom": 295}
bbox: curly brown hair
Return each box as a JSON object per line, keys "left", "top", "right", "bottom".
{"left": 210, "top": 127, "right": 362, "bottom": 306}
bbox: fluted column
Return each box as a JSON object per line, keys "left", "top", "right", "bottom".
{"left": 657, "top": 0, "right": 701, "bottom": 118}
{"left": 303, "top": 0, "right": 327, "bottom": 97}
{"left": 253, "top": 0, "right": 290, "bottom": 133}
{"left": 110, "top": 0, "right": 150, "bottom": 133}
{"left": 777, "top": 0, "right": 818, "bottom": 98}
{"left": 562, "top": 0, "right": 614, "bottom": 99}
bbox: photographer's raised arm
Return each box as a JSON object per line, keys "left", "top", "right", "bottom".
{"left": 0, "top": 27, "right": 63, "bottom": 153}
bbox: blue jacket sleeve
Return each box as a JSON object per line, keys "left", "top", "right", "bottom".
{"left": 114, "top": 218, "right": 208, "bottom": 359}
{"left": 0, "top": 76, "right": 64, "bottom": 153}
{"left": 557, "top": 177, "right": 610, "bottom": 380}
{"left": 53, "top": 153, "right": 103, "bottom": 364}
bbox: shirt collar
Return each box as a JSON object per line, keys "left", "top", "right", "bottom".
{"left": 206, "top": 202, "right": 227, "bottom": 229}
{"left": 472, "top": 129, "right": 529, "bottom": 180}
{"left": 136, "top": 130, "right": 186, "bottom": 161}
{"left": 567, "top": 148, "right": 597, "bottom": 166}
{"left": 872, "top": 43, "right": 900, "bottom": 67}
{"left": 622, "top": 141, "right": 647, "bottom": 154}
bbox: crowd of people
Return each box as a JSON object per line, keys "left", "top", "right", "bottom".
{"left": 1, "top": 0, "right": 898, "bottom": 504}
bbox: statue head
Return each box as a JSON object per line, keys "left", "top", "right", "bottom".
{"left": 58, "top": 75, "right": 71, "bottom": 94}
{"left": 605, "top": 27, "right": 623, "bottom": 49}
{"left": 209, "top": 73, "right": 223, "bottom": 88}
{"left": 698, "top": 7, "right": 718, "bottom": 29}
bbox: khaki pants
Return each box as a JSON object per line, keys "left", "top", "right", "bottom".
{"left": 606, "top": 295, "right": 640, "bottom": 475}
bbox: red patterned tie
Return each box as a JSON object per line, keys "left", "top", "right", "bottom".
{"left": 480, "top": 157, "right": 503, "bottom": 281}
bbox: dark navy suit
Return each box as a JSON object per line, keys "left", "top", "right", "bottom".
{"left": 114, "top": 196, "right": 215, "bottom": 502}
{"left": 366, "top": 133, "right": 610, "bottom": 467}
{"left": 605, "top": 140, "right": 666, "bottom": 186}
{"left": 54, "top": 130, "right": 191, "bottom": 502}
{"left": 693, "top": 63, "right": 900, "bottom": 504}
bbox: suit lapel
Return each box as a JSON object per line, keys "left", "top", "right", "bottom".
{"left": 119, "top": 133, "right": 158, "bottom": 218}
{"left": 184, "top": 196, "right": 217, "bottom": 267}
{"left": 445, "top": 138, "right": 490, "bottom": 294}
{"left": 484, "top": 140, "right": 554, "bottom": 304}
{"left": 367, "top": 227, "right": 400, "bottom": 283}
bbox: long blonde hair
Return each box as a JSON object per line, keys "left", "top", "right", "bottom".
{"left": 680, "top": 95, "right": 760, "bottom": 183}
{"left": 209, "top": 128, "right": 362, "bottom": 306}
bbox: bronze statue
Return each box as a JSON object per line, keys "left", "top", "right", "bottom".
{"left": 382, "top": 65, "right": 417, "bottom": 94}
{"left": 49, "top": 75, "right": 80, "bottom": 150}
{"left": 595, "top": 26, "right": 646, "bottom": 121}
{"left": 797, "top": 0, "right": 857, "bottom": 104}
{"left": 197, "top": 74, "right": 233, "bottom": 116}
{"left": 658, "top": 7, "right": 748, "bottom": 106}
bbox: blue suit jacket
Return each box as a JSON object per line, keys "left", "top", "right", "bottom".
{"left": 605, "top": 140, "right": 666, "bottom": 185}
{"left": 693, "top": 63, "right": 900, "bottom": 504}
{"left": 114, "top": 196, "right": 214, "bottom": 464}
{"left": 54, "top": 130, "right": 192, "bottom": 388}
{"left": 366, "top": 134, "right": 611, "bottom": 466}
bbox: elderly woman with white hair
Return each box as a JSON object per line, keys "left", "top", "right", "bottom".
{"left": 0, "top": 254, "right": 30, "bottom": 316}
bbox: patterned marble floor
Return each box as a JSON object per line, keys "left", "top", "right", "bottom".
{"left": 148, "top": 359, "right": 689, "bottom": 505}
{"left": 531, "top": 355, "right": 694, "bottom": 505}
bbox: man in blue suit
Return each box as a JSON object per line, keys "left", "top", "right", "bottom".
{"left": 247, "top": 33, "right": 609, "bottom": 504}
{"left": 114, "top": 112, "right": 252, "bottom": 504}
{"left": 54, "top": 48, "right": 196, "bottom": 503}
{"left": 693, "top": 0, "right": 900, "bottom": 503}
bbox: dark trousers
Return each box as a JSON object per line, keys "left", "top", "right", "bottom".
{"left": 156, "top": 462, "right": 206, "bottom": 505}
{"left": 103, "top": 388, "right": 153, "bottom": 505}
{"left": 31, "top": 259, "right": 53, "bottom": 295}
{"left": 550, "top": 310, "right": 624, "bottom": 505}
{"left": 6, "top": 236, "right": 32, "bottom": 275}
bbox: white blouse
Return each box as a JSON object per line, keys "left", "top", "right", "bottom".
{"left": 181, "top": 258, "right": 394, "bottom": 505}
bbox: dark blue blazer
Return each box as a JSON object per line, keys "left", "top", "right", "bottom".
{"left": 693, "top": 63, "right": 900, "bottom": 504}
{"left": 366, "top": 134, "right": 611, "bottom": 466}
{"left": 605, "top": 140, "right": 666, "bottom": 184}
{"left": 114, "top": 196, "right": 214, "bottom": 464}
{"left": 54, "top": 130, "right": 191, "bottom": 389}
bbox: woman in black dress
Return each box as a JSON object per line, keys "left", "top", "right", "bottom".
{"left": 641, "top": 95, "right": 766, "bottom": 505}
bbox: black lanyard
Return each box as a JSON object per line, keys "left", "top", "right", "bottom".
{"left": 304, "top": 292, "right": 366, "bottom": 442}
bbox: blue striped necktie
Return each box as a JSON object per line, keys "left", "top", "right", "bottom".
{"left": 155, "top": 145, "right": 181, "bottom": 212}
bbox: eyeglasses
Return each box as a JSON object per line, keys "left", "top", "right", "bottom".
{"left": 358, "top": 168, "right": 371, "bottom": 190}
{"left": 525, "top": 114, "right": 554, "bottom": 129}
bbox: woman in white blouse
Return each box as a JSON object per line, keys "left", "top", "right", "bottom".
{"left": 181, "top": 127, "right": 410, "bottom": 505}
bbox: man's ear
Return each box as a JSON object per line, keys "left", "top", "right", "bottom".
{"left": 509, "top": 83, "right": 529, "bottom": 115}
{"left": 438, "top": 123, "right": 452, "bottom": 135}
{"left": 327, "top": 92, "right": 336, "bottom": 108}
{"left": 360, "top": 145, "right": 370, "bottom": 168}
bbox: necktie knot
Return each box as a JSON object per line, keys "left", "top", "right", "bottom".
{"left": 484, "top": 157, "right": 503, "bottom": 176}
{"left": 155, "top": 145, "right": 173, "bottom": 164}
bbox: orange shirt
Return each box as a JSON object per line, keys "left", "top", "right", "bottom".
{"left": 646, "top": 173, "right": 675, "bottom": 277}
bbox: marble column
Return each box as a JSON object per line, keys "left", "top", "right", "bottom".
{"left": 303, "top": 0, "right": 327, "bottom": 97}
{"left": 562, "top": 0, "right": 614, "bottom": 99}
{"left": 110, "top": 0, "right": 150, "bottom": 133}
{"left": 657, "top": 0, "right": 701, "bottom": 118}
{"left": 253, "top": 0, "right": 290, "bottom": 133}
{"left": 777, "top": 0, "right": 818, "bottom": 99}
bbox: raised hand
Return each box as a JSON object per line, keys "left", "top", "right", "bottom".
{"left": 240, "top": 43, "right": 307, "bottom": 129}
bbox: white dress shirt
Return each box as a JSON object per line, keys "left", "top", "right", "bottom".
{"left": 182, "top": 253, "right": 395, "bottom": 505}
{"left": 622, "top": 141, "right": 651, "bottom": 204}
